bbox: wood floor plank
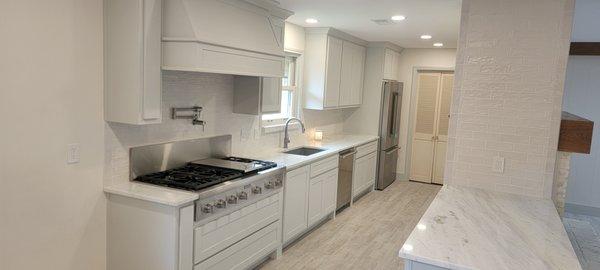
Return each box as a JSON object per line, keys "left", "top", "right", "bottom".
{"left": 257, "top": 181, "right": 440, "bottom": 270}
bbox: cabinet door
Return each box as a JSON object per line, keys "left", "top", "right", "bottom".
{"left": 283, "top": 166, "right": 310, "bottom": 243}
{"left": 340, "top": 42, "right": 365, "bottom": 107}
{"left": 351, "top": 45, "right": 366, "bottom": 105}
{"left": 261, "top": 77, "right": 282, "bottom": 113}
{"left": 324, "top": 36, "right": 343, "bottom": 108}
{"left": 339, "top": 41, "right": 354, "bottom": 107}
{"left": 354, "top": 151, "right": 377, "bottom": 196}
{"left": 322, "top": 169, "right": 338, "bottom": 215}
{"left": 307, "top": 176, "right": 323, "bottom": 227}
{"left": 353, "top": 155, "right": 367, "bottom": 196}
{"left": 364, "top": 151, "right": 378, "bottom": 187}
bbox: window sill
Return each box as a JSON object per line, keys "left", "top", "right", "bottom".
{"left": 262, "top": 122, "right": 300, "bottom": 134}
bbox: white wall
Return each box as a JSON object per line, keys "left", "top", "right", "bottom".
{"left": 284, "top": 22, "right": 305, "bottom": 52}
{"left": 563, "top": 0, "right": 600, "bottom": 211}
{"left": 396, "top": 49, "right": 456, "bottom": 176}
{"left": 445, "top": 0, "right": 574, "bottom": 198}
{"left": 0, "top": 1, "right": 106, "bottom": 270}
{"left": 563, "top": 57, "right": 600, "bottom": 210}
{"left": 570, "top": 0, "right": 600, "bottom": 42}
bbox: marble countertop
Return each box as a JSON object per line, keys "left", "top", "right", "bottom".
{"left": 104, "top": 181, "right": 199, "bottom": 207}
{"left": 104, "top": 134, "right": 378, "bottom": 207}
{"left": 398, "top": 185, "right": 581, "bottom": 270}
{"left": 244, "top": 134, "right": 379, "bottom": 171}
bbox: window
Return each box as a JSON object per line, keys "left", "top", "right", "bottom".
{"left": 262, "top": 55, "right": 299, "bottom": 124}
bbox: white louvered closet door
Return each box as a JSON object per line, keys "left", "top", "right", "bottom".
{"left": 410, "top": 71, "right": 454, "bottom": 184}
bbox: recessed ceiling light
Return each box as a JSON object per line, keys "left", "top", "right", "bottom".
{"left": 391, "top": 15, "right": 406, "bottom": 21}
{"left": 420, "top": 34, "right": 432, "bottom": 40}
{"left": 433, "top": 42, "right": 444, "bottom": 47}
{"left": 305, "top": 18, "right": 319, "bottom": 24}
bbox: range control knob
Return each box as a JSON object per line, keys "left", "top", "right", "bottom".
{"left": 264, "top": 181, "right": 274, "bottom": 189}
{"left": 201, "top": 203, "right": 214, "bottom": 214}
{"left": 237, "top": 191, "right": 248, "bottom": 200}
{"left": 227, "top": 195, "right": 238, "bottom": 204}
{"left": 274, "top": 178, "right": 283, "bottom": 188}
{"left": 252, "top": 186, "right": 262, "bottom": 194}
{"left": 215, "top": 199, "right": 227, "bottom": 209}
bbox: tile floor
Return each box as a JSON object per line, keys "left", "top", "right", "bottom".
{"left": 563, "top": 212, "right": 600, "bottom": 270}
{"left": 257, "top": 181, "right": 441, "bottom": 270}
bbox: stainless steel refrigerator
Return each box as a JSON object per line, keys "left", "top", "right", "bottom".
{"left": 377, "top": 80, "right": 402, "bottom": 190}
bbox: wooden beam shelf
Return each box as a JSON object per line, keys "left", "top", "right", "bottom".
{"left": 570, "top": 42, "right": 600, "bottom": 56}
{"left": 558, "top": 111, "right": 594, "bottom": 154}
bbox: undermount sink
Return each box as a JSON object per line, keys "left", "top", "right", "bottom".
{"left": 283, "top": 147, "right": 326, "bottom": 156}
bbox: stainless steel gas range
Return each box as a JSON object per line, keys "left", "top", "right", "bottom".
{"left": 128, "top": 135, "right": 285, "bottom": 269}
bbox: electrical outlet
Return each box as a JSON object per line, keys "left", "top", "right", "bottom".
{"left": 492, "top": 156, "right": 505, "bottom": 173}
{"left": 67, "top": 143, "right": 81, "bottom": 164}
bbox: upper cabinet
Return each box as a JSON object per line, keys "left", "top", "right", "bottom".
{"left": 104, "top": 0, "right": 292, "bottom": 125}
{"left": 304, "top": 28, "right": 367, "bottom": 110}
{"left": 105, "top": 0, "right": 162, "bottom": 125}
{"left": 383, "top": 48, "right": 401, "bottom": 81}
{"left": 232, "top": 76, "right": 282, "bottom": 115}
{"left": 162, "top": 0, "right": 293, "bottom": 77}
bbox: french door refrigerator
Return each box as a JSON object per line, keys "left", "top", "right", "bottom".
{"left": 377, "top": 80, "right": 402, "bottom": 190}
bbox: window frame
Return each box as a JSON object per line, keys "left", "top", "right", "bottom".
{"left": 261, "top": 52, "right": 302, "bottom": 128}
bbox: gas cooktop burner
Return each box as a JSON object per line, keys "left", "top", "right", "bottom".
{"left": 134, "top": 157, "right": 277, "bottom": 191}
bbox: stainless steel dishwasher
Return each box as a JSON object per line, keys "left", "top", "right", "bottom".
{"left": 337, "top": 148, "right": 356, "bottom": 211}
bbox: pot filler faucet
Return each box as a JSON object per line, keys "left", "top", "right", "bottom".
{"left": 283, "top": 117, "right": 306, "bottom": 149}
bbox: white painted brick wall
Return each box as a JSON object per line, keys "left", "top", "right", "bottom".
{"left": 104, "top": 71, "right": 349, "bottom": 186}
{"left": 445, "top": 0, "right": 574, "bottom": 198}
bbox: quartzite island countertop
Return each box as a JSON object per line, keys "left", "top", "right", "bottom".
{"left": 399, "top": 185, "right": 581, "bottom": 270}
{"left": 103, "top": 134, "right": 379, "bottom": 207}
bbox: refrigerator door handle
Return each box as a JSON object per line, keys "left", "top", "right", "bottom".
{"left": 385, "top": 147, "right": 399, "bottom": 155}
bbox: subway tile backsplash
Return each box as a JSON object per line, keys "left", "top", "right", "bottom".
{"left": 104, "top": 71, "right": 348, "bottom": 186}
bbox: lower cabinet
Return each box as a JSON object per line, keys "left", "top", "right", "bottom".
{"left": 283, "top": 166, "right": 310, "bottom": 243}
{"left": 283, "top": 156, "right": 339, "bottom": 244}
{"left": 307, "top": 169, "right": 338, "bottom": 227}
{"left": 353, "top": 151, "right": 378, "bottom": 197}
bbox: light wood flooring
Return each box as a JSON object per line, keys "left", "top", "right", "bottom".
{"left": 563, "top": 212, "right": 600, "bottom": 270}
{"left": 257, "top": 180, "right": 441, "bottom": 270}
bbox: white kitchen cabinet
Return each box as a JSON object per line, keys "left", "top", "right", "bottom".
{"left": 233, "top": 76, "right": 281, "bottom": 115}
{"left": 304, "top": 28, "right": 367, "bottom": 110}
{"left": 261, "top": 77, "right": 283, "bottom": 113}
{"left": 321, "top": 169, "right": 338, "bottom": 215}
{"left": 383, "top": 48, "right": 401, "bottom": 81}
{"left": 283, "top": 155, "right": 339, "bottom": 245}
{"left": 353, "top": 151, "right": 378, "bottom": 197}
{"left": 307, "top": 176, "right": 323, "bottom": 226}
{"left": 339, "top": 41, "right": 366, "bottom": 107}
{"left": 308, "top": 169, "right": 339, "bottom": 227}
{"left": 283, "top": 166, "right": 310, "bottom": 243}
{"left": 104, "top": 0, "right": 162, "bottom": 125}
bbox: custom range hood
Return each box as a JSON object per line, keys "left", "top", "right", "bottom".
{"left": 162, "top": 0, "right": 293, "bottom": 77}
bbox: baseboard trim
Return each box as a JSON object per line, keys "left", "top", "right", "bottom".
{"left": 565, "top": 203, "right": 600, "bottom": 217}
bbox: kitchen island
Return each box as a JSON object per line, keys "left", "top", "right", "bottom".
{"left": 399, "top": 185, "right": 581, "bottom": 270}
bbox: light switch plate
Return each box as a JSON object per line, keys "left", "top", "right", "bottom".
{"left": 492, "top": 156, "right": 505, "bottom": 173}
{"left": 67, "top": 143, "right": 81, "bottom": 164}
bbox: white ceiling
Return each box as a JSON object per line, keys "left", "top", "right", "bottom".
{"left": 278, "top": 0, "right": 461, "bottom": 48}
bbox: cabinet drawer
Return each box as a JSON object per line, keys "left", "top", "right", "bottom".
{"left": 194, "top": 221, "right": 280, "bottom": 270}
{"left": 310, "top": 155, "right": 339, "bottom": 178}
{"left": 356, "top": 141, "right": 378, "bottom": 158}
{"left": 194, "top": 194, "right": 280, "bottom": 263}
